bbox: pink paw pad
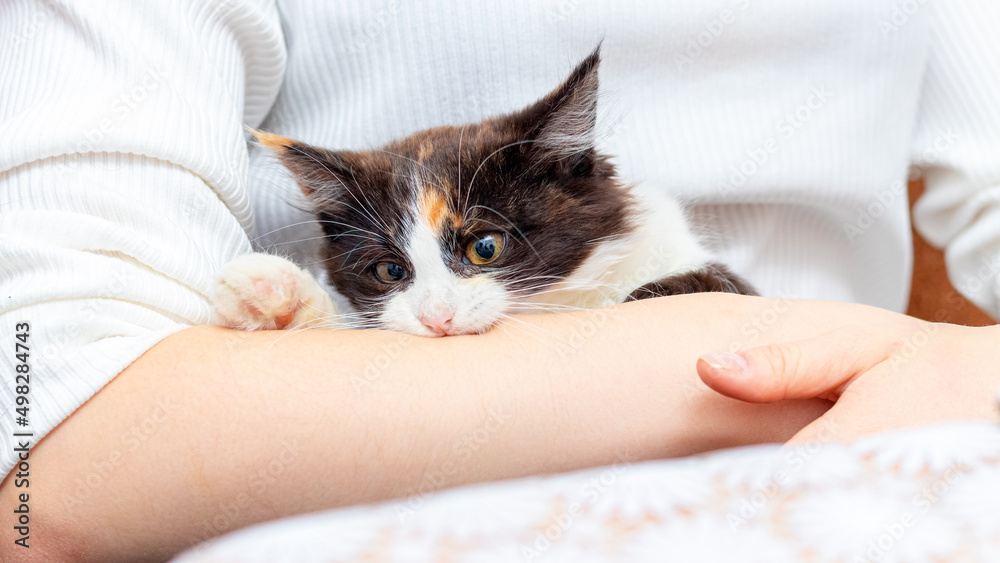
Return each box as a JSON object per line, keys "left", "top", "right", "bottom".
{"left": 254, "top": 279, "right": 275, "bottom": 297}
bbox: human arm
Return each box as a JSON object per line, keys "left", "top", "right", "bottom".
{"left": 0, "top": 0, "right": 285, "bottom": 481}
{"left": 0, "top": 292, "right": 892, "bottom": 563}
{"left": 0, "top": 1, "right": 286, "bottom": 559}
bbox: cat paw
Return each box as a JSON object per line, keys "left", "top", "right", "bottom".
{"left": 211, "top": 254, "right": 338, "bottom": 330}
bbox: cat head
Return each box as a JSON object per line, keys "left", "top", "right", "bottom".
{"left": 255, "top": 47, "right": 633, "bottom": 336}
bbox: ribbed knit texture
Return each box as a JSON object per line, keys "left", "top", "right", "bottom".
{"left": 2, "top": 0, "right": 999, "bottom": 477}
{"left": 0, "top": 0, "right": 285, "bottom": 476}
{"left": 251, "top": 0, "right": 1000, "bottom": 318}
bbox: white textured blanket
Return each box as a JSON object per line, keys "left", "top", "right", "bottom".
{"left": 174, "top": 421, "right": 1000, "bottom": 562}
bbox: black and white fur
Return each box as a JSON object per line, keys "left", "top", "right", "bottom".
{"left": 212, "top": 47, "right": 754, "bottom": 336}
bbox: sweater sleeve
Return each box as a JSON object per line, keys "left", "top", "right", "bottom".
{"left": 910, "top": 1, "right": 1000, "bottom": 320}
{"left": 0, "top": 0, "right": 286, "bottom": 478}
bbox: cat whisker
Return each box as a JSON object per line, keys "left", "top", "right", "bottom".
{"left": 508, "top": 277, "right": 632, "bottom": 293}
{"left": 332, "top": 243, "right": 385, "bottom": 263}
{"left": 463, "top": 138, "right": 541, "bottom": 214}
{"left": 506, "top": 302, "right": 597, "bottom": 312}
{"left": 373, "top": 148, "right": 448, "bottom": 193}
{"left": 290, "top": 148, "right": 391, "bottom": 234}
{"left": 348, "top": 247, "right": 396, "bottom": 271}
{"left": 266, "top": 234, "right": 350, "bottom": 247}
{"left": 456, "top": 124, "right": 466, "bottom": 221}
{"left": 497, "top": 274, "right": 566, "bottom": 285}
{"left": 464, "top": 204, "right": 547, "bottom": 266}
{"left": 510, "top": 288, "right": 621, "bottom": 309}
{"left": 333, "top": 181, "right": 395, "bottom": 238}
{"left": 314, "top": 220, "right": 385, "bottom": 237}
{"left": 251, "top": 220, "right": 337, "bottom": 243}
{"left": 504, "top": 281, "right": 584, "bottom": 293}
{"left": 494, "top": 313, "right": 576, "bottom": 351}
{"left": 586, "top": 233, "right": 633, "bottom": 246}
{"left": 312, "top": 244, "right": 384, "bottom": 264}
{"left": 343, "top": 164, "right": 398, "bottom": 236}
{"left": 292, "top": 219, "right": 387, "bottom": 242}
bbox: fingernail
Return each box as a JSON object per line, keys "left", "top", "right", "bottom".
{"left": 701, "top": 352, "right": 748, "bottom": 373}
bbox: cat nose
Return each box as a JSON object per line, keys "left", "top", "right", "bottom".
{"left": 420, "top": 310, "right": 455, "bottom": 336}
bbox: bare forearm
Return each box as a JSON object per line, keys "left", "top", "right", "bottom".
{"left": 8, "top": 293, "right": 869, "bottom": 562}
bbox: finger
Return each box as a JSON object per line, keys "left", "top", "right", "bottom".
{"left": 696, "top": 325, "right": 899, "bottom": 403}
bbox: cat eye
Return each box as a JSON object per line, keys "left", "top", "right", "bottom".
{"left": 464, "top": 233, "right": 506, "bottom": 266}
{"left": 374, "top": 262, "right": 407, "bottom": 283}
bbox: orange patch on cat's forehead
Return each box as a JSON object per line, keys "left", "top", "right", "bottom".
{"left": 418, "top": 186, "right": 461, "bottom": 233}
{"left": 419, "top": 188, "right": 447, "bottom": 232}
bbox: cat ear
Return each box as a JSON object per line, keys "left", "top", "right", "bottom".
{"left": 248, "top": 128, "right": 355, "bottom": 209}
{"left": 517, "top": 45, "right": 602, "bottom": 174}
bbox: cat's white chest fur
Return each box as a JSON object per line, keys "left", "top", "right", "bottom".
{"left": 513, "top": 184, "right": 710, "bottom": 311}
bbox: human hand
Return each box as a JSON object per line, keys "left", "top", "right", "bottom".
{"left": 696, "top": 320, "right": 1000, "bottom": 443}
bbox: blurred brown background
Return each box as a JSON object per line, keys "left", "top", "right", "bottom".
{"left": 906, "top": 179, "right": 995, "bottom": 326}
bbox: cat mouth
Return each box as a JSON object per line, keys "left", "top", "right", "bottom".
{"left": 417, "top": 322, "right": 485, "bottom": 338}
{"left": 390, "top": 313, "right": 499, "bottom": 337}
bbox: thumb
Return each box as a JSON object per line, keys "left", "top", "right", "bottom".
{"left": 696, "top": 326, "right": 898, "bottom": 403}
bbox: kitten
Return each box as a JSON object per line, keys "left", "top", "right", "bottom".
{"left": 212, "top": 47, "right": 754, "bottom": 336}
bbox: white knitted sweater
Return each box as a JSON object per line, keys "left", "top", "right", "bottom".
{"left": 2, "top": 0, "right": 999, "bottom": 476}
